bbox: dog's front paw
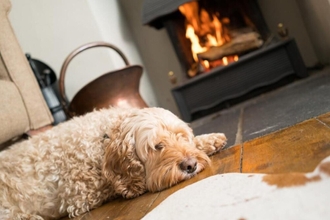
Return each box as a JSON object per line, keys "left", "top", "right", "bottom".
{"left": 194, "top": 133, "right": 227, "bottom": 156}
{"left": 121, "top": 184, "right": 146, "bottom": 199}
{"left": 121, "top": 188, "right": 144, "bottom": 199}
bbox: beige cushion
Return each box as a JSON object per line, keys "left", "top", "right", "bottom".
{"left": 0, "top": 0, "right": 53, "bottom": 146}
{"left": 0, "top": 80, "right": 30, "bottom": 142}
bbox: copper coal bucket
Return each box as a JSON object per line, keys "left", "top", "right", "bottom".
{"left": 59, "top": 42, "right": 148, "bottom": 118}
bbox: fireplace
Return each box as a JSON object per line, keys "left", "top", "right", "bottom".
{"left": 142, "top": 0, "right": 307, "bottom": 122}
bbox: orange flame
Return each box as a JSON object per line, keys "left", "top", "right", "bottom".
{"left": 179, "top": 2, "right": 239, "bottom": 70}
{"left": 185, "top": 24, "right": 207, "bottom": 61}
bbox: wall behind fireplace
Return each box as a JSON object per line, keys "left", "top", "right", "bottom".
{"left": 257, "top": 0, "right": 319, "bottom": 65}
{"left": 296, "top": 0, "right": 330, "bottom": 64}
{"left": 120, "top": 0, "right": 184, "bottom": 116}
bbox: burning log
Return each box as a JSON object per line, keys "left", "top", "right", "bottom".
{"left": 197, "top": 32, "right": 263, "bottom": 61}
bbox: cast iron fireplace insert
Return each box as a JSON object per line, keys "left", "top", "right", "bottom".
{"left": 142, "top": 0, "right": 308, "bottom": 122}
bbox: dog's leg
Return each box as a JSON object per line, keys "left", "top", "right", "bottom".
{"left": 194, "top": 133, "right": 227, "bottom": 156}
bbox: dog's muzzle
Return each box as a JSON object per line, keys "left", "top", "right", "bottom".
{"left": 179, "top": 157, "right": 197, "bottom": 174}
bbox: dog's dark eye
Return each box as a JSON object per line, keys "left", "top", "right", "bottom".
{"left": 155, "top": 143, "right": 164, "bottom": 150}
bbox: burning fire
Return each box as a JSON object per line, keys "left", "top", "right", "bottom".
{"left": 179, "top": 2, "right": 239, "bottom": 72}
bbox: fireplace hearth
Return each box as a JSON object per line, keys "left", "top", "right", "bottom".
{"left": 142, "top": 0, "right": 307, "bottom": 122}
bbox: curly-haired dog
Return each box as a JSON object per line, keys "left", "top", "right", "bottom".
{"left": 0, "top": 107, "right": 227, "bottom": 219}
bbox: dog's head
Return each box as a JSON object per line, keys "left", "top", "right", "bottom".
{"left": 116, "top": 107, "right": 210, "bottom": 192}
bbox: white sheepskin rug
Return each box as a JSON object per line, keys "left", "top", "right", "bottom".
{"left": 143, "top": 155, "right": 330, "bottom": 220}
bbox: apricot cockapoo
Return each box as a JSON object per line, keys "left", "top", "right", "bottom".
{"left": 0, "top": 107, "right": 226, "bottom": 219}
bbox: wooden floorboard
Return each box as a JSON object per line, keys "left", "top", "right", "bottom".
{"left": 317, "top": 112, "right": 330, "bottom": 127}
{"left": 66, "top": 113, "right": 330, "bottom": 220}
{"left": 242, "top": 117, "right": 330, "bottom": 173}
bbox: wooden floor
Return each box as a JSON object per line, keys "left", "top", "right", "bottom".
{"left": 65, "top": 112, "right": 330, "bottom": 220}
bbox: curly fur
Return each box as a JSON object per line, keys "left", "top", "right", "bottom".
{"left": 0, "top": 107, "right": 227, "bottom": 219}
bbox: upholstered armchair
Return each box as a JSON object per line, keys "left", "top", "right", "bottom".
{"left": 0, "top": 0, "right": 53, "bottom": 150}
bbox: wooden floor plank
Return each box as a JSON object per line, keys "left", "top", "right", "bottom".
{"left": 212, "top": 144, "right": 242, "bottom": 174}
{"left": 64, "top": 192, "right": 159, "bottom": 220}
{"left": 108, "top": 192, "right": 160, "bottom": 220}
{"left": 242, "top": 118, "right": 330, "bottom": 173}
{"left": 72, "top": 198, "right": 130, "bottom": 220}
{"left": 317, "top": 112, "right": 330, "bottom": 127}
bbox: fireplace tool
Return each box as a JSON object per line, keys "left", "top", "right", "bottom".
{"left": 59, "top": 41, "right": 148, "bottom": 118}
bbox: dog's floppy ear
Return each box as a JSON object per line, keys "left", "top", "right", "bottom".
{"left": 102, "top": 131, "right": 146, "bottom": 199}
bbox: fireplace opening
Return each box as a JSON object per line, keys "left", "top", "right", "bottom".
{"left": 144, "top": 0, "right": 271, "bottom": 79}
{"left": 171, "top": 0, "right": 270, "bottom": 78}
{"left": 142, "top": 0, "right": 307, "bottom": 122}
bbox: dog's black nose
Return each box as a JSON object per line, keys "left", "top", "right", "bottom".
{"left": 180, "top": 158, "right": 197, "bottom": 173}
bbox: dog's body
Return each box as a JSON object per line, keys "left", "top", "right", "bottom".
{"left": 0, "top": 107, "right": 226, "bottom": 219}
